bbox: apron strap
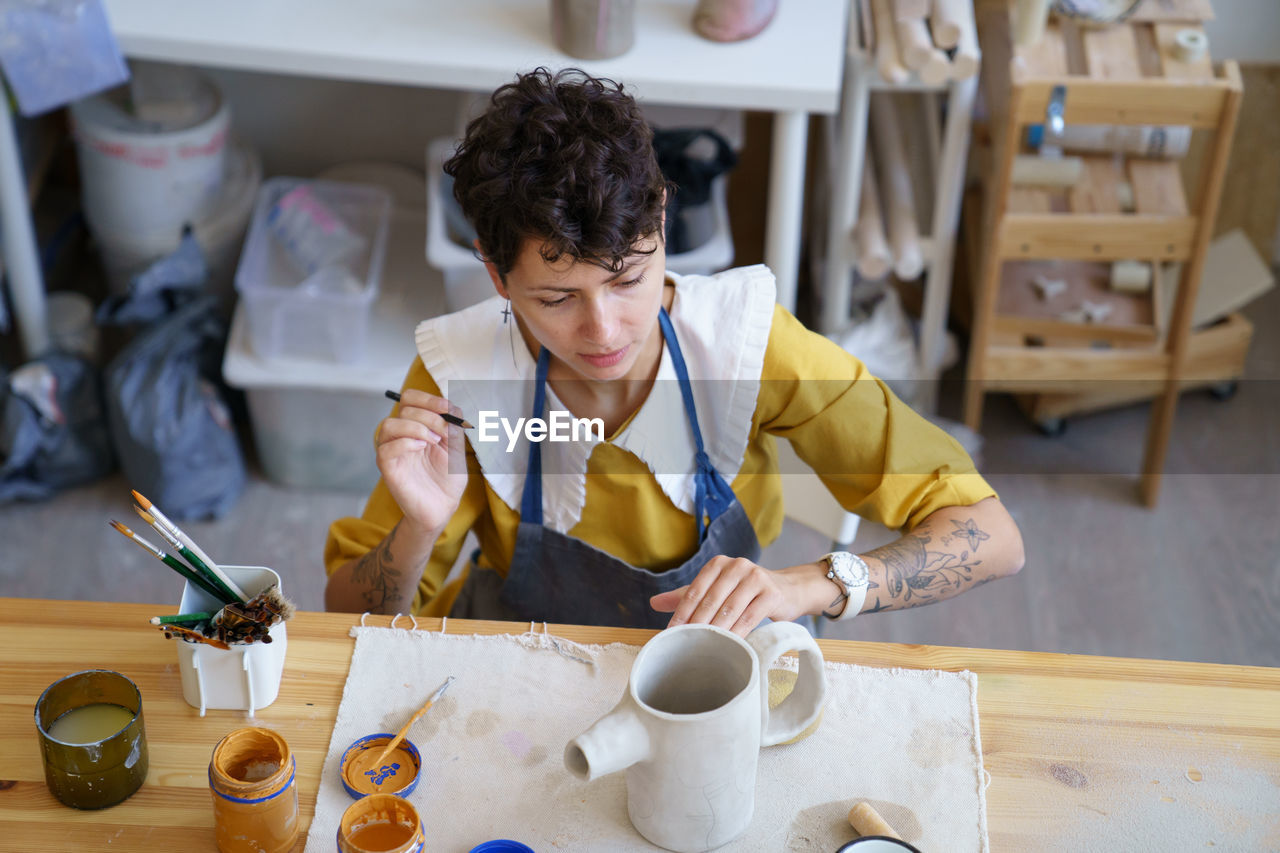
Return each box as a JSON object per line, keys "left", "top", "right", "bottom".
{"left": 519, "top": 346, "right": 552, "bottom": 526}
{"left": 519, "top": 309, "right": 737, "bottom": 542}
{"left": 658, "top": 307, "right": 737, "bottom": 542}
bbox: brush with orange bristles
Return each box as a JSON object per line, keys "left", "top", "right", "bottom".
{"left": 131, "top": 490, "right": 248, "bottom": 603}
{"left": 109, "top": 520, "right": 231, "bottom": 603}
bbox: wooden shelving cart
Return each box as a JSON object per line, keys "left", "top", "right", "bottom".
{"left": 962, "top": 1, "right": 1243, "bottom": 506}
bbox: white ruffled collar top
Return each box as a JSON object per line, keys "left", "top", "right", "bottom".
{"left": 414, "top": 265, "right": 776, "bottom": 534}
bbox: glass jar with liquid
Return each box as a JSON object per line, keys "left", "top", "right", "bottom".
{"left": 337, "top": 793, "right": 424, "bottom": 853}
{"left": 209, "top": 726, "right": 299, "bottom": 853}
{"left": 35, "top": 669, "right": 149, "bottom": 809}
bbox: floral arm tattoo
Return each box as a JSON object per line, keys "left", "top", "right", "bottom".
{"left": 350, "top": 522, "right": 411, "bottom": 612}
{"left": 862, "top": 515, "right": 997, "bottom": 613}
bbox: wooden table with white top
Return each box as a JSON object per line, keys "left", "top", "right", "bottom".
{"left": 1, "top": 0, "right": 848, "bottom": 360}
{"left": 1, "top": 599, "right": 1276, "bottom": 850}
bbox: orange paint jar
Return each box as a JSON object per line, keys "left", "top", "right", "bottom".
{"left": 209, "top": 726, "right": 299, "bottom": 853}
{"left": 337, "top": 793, "right": 424, "bottom": 853}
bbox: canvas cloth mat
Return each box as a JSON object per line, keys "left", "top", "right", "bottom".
{"left": 304, "top": 625, "right": 990, "bottom": 852}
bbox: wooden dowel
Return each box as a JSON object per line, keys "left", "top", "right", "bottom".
{"left": 930, "top": 0, "right": 965, "bottom": 49}
{"left": 1011, "top": 155, "right": 1084, "bottom": 187}
{"left": 849, "top": 801, "right": 903, "bottom": 840}
{"left": 896, "top": 17, "right": 954, "bottom": 84}
{"left": 949, "top": 0, "right": 981, "bottom": 80}
{"left": 871, "top": 0, "right": 910, "bottom": 84}
{"left": 890, "top": 0, "right": 929, "bottom": 20}
{"left": 869, "top": 93, "right": 924, "bottom": 280}
{"left": 896, "top": 16, "right": 933, "bottom": 69}
{"left": 854, "top": 152, "right": 893, "bottom": 280}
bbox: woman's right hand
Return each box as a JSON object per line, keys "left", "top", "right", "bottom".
{"left": 374, "top": 389, "right": 469, "bottom": 533}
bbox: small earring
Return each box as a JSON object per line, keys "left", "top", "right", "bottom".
{"left": 501, "top": 300, "right": 511, "bottom": 325}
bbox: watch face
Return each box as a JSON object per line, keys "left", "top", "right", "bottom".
{"left": 829, "top": 552, "right": 868, "bottom": 589}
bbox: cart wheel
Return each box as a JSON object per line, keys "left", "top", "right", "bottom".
{"left": 1209, "top": 380, "right": 1239, "bottom": 401}
{"left": 1037, "top": 418, "right": 1067, "bottom": 437}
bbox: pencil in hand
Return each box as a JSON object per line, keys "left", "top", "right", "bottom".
{"left": 385, "top": 390, "right": 474, "bottom": 429}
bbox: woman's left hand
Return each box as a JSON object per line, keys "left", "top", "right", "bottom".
{"left": 649, "top": 556, "right": 823, "bottom": 636}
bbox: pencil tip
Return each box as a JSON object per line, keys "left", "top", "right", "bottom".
{"left": 461, "top": 420, "right": 475, "bottom": 430}
{"left": 131, "top": 490, "right": 151, "bottom": 510}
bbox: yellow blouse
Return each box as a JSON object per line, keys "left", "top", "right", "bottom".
{"left": 324, "top": 302, "right": 996, "bottom": 616}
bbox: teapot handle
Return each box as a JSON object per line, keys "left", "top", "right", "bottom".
{"left": 747, "top": 621, "right": 827, "bottom": 747}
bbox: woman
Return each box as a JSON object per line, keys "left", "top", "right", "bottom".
{"left": 324, "top": 68, "right": 1024, "bottom": 635}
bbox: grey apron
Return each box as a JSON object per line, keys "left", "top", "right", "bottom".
{"left": 450, "top": 308, "right": 761, "bottom": 628}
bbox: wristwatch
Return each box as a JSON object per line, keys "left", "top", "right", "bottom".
{"left": 821, "top": 551, "right": 870, "bottom": 621}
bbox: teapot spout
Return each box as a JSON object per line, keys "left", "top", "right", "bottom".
{"left": 564, "top": 695, "right": 650, "bottom": 781}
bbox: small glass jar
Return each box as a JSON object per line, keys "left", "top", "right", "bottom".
{"left": 337, "top": 793, "right": 424, "bottom": 853}
{"left": 35, "top": 669, "right": 149, "bottom": 809}
{"left": 209, "top": 726, "right": 299, "bottom": 853}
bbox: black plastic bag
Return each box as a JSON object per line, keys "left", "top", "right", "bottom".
{"left": 0, "top": 352, "right": 115, "bottom": 502}
{"left": 104, "top": 295, "right": 245, "bottom": 519}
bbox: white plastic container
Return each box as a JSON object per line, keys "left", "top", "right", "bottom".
{"left": 71, "top": 61, "right": 230, "bottom": 235}
{"left": 424, "top": 138, "right": 734, "bottom": 313}
{"left": 92, "top": 142, "right": 261, "bottom": 315}
{"left": 235, "top": 178, "right": 391, "bottom": 363}
{"left": 175, "top": 566, "right": 287, "bottom": 717}
{"left": 223, "top": 207, "right": 445, "bottom": 491}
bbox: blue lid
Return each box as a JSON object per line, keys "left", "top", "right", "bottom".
{"left": 468, "top": 842, "right": 535, "bottom": 853}
{"left": 1026, "top": 124, "right": 1044, "bottom": 147}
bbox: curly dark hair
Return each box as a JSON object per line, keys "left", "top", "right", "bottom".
{"left": 444, "top": 67, "right": 668, "bottom": 280}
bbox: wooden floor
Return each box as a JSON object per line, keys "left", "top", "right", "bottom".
{"left": 3, "top": 282, "right": 1275, "bottom": 668}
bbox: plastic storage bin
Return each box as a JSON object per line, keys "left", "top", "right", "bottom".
{"left": 235, "top": 177, "right": 391, "bottom": 363}
{"left": 223, "top": 207, "right": 444, "bottom": 491}
{"left": 424, "top": 138, "right": 734, "bottom": 313}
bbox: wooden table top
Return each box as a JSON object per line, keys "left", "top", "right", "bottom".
{"left": 2, "top": 599, "right": 1277, "bottom": 851}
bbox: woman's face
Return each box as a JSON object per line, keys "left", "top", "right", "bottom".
{"left": 486, "top": 236, "right": 668, "bottom": 383}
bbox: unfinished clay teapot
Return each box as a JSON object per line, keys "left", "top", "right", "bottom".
{"left": 564, "top": 622, "right": 826, "bottom": 852}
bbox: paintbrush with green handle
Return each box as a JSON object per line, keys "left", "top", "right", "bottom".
{"left": 132, "top": 507, "right": 244, "bottom": 606}
{"left": 109, "top": 520, "right": 234, "bottom": 604}
{"left": 132, "top": 490, "right": 248, "bottom": 602}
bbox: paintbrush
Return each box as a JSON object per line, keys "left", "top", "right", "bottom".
{"left": 132, "top": 490, "right": 248, "bottom": 601}
{"left": 109, "top": 520, "right": 232, "bottom": 604}
{"left": 132, "top": 506, "right": 246, "bottom": 605}
{"left": 150, "top": 611, "right": 219, "bottom": 626}
{"left": 155, "top": 622, "right": 231, "bottom": 650}
{"left": 384, "top": 390, "right": 474, "bottom": 429}
{"left": 372, "top": 676, "right": 456, "bottom": 766}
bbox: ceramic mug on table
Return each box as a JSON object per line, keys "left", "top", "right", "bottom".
{"left": 565, "top": 622, "right": 827, "bottom": 852}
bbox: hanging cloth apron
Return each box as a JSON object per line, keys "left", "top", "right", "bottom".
{"left": 450, "top": 307, "right": 761, "bottom": 628}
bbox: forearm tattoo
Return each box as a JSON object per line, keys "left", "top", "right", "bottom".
{"left": 863, "top": 516, "right": 996, "bottom": 612}
{"left": 351, "top": 524, "right": 407, "bottom": 612}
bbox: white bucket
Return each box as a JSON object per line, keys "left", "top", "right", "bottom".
{"left": 92, "top": 142, "right": 262, "bottom": 315}
{"left": 174, "top": 566, "right": 288, "bottom": 716}
{"left": 70, "top": 61, "right": 230, "bottom": 235}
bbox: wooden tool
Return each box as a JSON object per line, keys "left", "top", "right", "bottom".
{"left": 930, "top": 0, "right": 965, "bottom": 49}
{"left": 848, "top": 801, "right": 904, "bottom": 840}
{"left": 1011, "top": 155, "right": 1084, "bottom": 187}
{"left": 870, "top": 0, "right": 910, "bottom": 84}
{"left": 372, "top": 676, "right": 456, "bottom": 766}
{"left": 869, "top": 93, "right": 924, "bottom": 280}
{"left": 854, "top": 152, "right": 893, "bottom": 280}
{"left": 949, "top": 0, "right": 981, "bottom": 81}
{"left": 889, "top": 0, "right": 928, "bottom": 20}
{"left": 896, "top": 17, "right": 951, "bottom": 85}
